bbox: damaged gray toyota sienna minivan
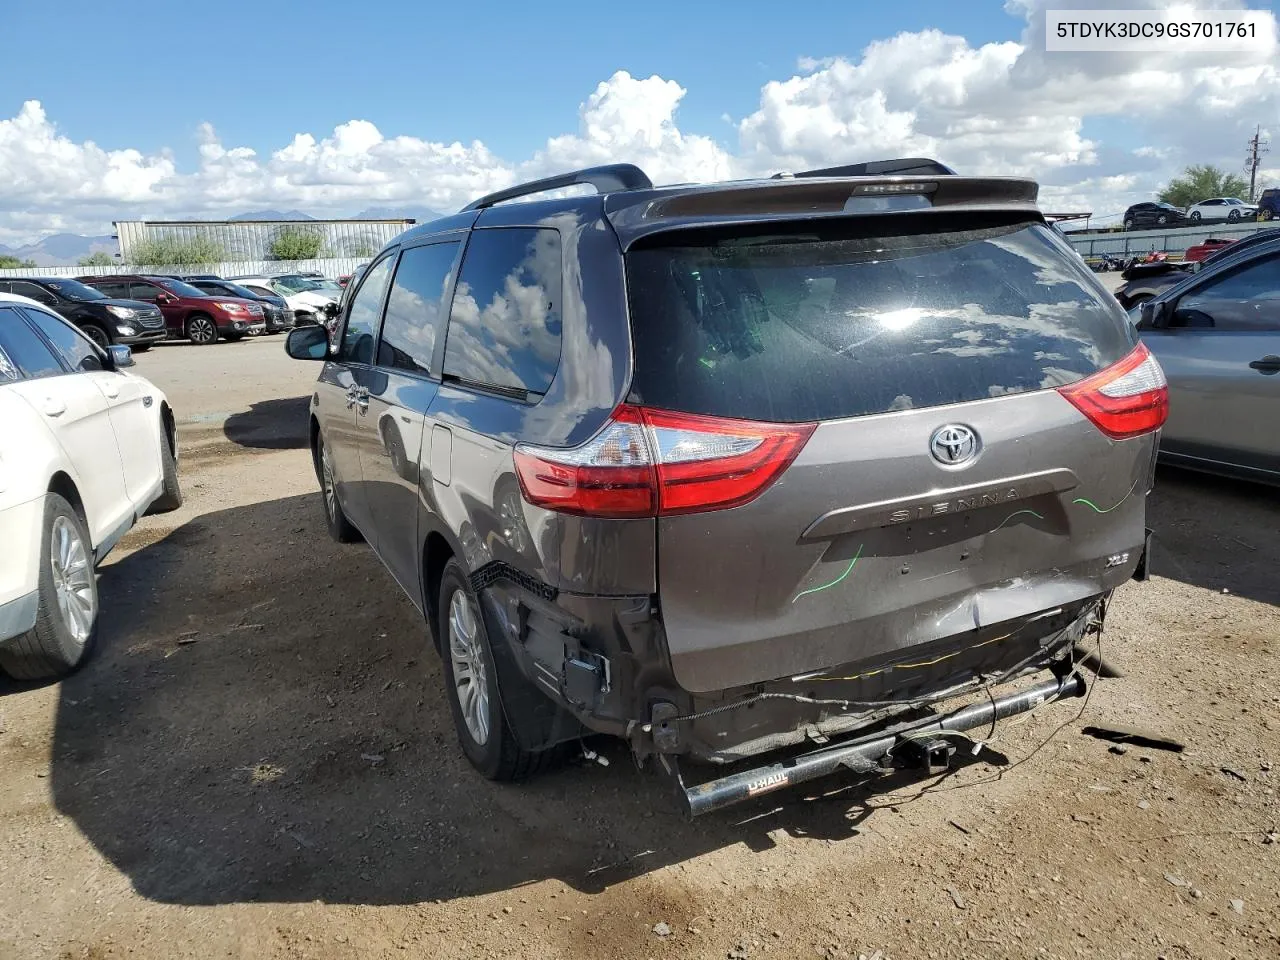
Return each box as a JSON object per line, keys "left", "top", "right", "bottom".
{"left": 287, "top": 158, "right": 1166, "bottom": 815}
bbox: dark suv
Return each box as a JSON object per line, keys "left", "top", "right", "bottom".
{"left": 286, "top": 159, "right": 1165, "bottom": 814}
{"left": 0, "top": 277, "right": 166, "bottom": 351}
{"left": 79, "top": 275, "right": 265, "bottom": 344}
{"left": 1259, "top": 188, "right": 1279, "bottom": 223}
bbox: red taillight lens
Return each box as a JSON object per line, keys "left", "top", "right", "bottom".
{"left": 514, "top": 404, "right": 815, "bottom": 518}
{"left": 1058, "top": 342, "right": 1168, "bottom": 440}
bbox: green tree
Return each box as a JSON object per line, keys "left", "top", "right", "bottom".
{"left": 130, "top": 235, "right": 227, "bottom": 266}
{"left": 77, "top": 251, "right": 116, "bottom": 267}
{"left": 268, "top": 226, "right": 326, "bottom": 261}
{"left": 0, "top": 255, "right": 36, "bottom": 269}
{"left": 1158, "top": 165, "right": 1250, "bottom": 209}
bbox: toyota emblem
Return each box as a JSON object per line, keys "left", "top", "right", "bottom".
{"left": 930, "top": 424, "right": 979, "bottom": 466}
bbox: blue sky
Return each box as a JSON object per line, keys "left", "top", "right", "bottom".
{"left": 2, "top": 0, "right": 1024, "bottom": 165}
{"left": 1, "top": 0, "right": 1278, "bottom": 247}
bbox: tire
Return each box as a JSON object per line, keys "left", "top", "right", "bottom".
{"left": 185, "top": 314, "right": 218, "bottom": 345}
{"left": 1189, "top": 211, "right": 1201, "bottom": 222}
{"left": 315, "top": 432, "right": 361, "bottom": 543}
{"left": 148, "top": 422, "right": 183, "bottom": 514}
{"left": 1123, "top": 219, "right": 1135, "bottom": 231}
{"left": 130, "top": 344, "right": 152, "bottom": 353}
{"left": 1227, "top": 210, "right": 1240, "bottom": 222}
{"left": 81, "top": 323, "right": 111, "bottom": 351}
{"left": 0, "top": 494, "right": 98, "bottom": 680}
{"left": 1156, "top": 214, "right": 1169, "bottom": 225}
{"left": 438, "top": 559, "right": 555, "bottom": 781}
{"left": 1261, "top": 209, "right": 1274, "bottom": 221}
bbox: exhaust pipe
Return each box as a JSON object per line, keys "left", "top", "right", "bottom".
{"left": 679, "top": 673, "right": 1085, "bottom": 817}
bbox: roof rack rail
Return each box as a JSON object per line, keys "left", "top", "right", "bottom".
{"left": 775, "top": 158, "right": 957, "bottom": 179}
{"left": 461, "top": 163, "right": 653, "bottom": 212}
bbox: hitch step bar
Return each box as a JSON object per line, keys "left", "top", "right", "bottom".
{"left": 676, "top": 673, "right": 1085, "bottom": 817}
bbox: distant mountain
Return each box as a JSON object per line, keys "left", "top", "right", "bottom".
{"left": 228, "top": 209, "right": 315, "bottom": 222}
{"left": 0, "top": 234, "right": 117, "bottom": 267}
{"left": 352, "top": 205, "right": 444, "bottom": 224}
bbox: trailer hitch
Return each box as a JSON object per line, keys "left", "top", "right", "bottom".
{"left": 669, "top": 672, "right": 1085, "bottom": 818}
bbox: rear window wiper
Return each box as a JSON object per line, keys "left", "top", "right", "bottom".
{"left": 441, "top": 373, "right": 540, "bottom": 404}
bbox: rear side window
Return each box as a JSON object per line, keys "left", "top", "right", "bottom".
{"left": 625, "top": 221, "right": 1133, "bottom": 423}
{"left": 10, "top": 281, "right": 56, "bottom": 305}
{"left": 23, "top": 307, "right": 104, "bottom": 371}
{"left": 90, "top": 281, "right": 128, "bottom": 298}
{"left": 443, "top": 228, "right": 562, "bottom": 397}
{"left": 0, "top": 306, "right": 64, "bottom": 379}
{"left": 129, "top": 282, "right": 160, "bottom": 301}
{"left": 378, "top": 241, "right": 460, "bottom": 375}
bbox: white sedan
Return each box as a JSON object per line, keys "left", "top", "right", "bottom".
{"left": 232, "top": 275, "right": 336, "bottom": 327}
{"left": 1186, "top": 197, "right": 1259, "bottom": 223}
{"left": 0, "top": 293, "right": 182, "bottom": 679}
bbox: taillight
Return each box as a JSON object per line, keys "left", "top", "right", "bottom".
{"left": 1058, "top": 342, "right": 1168, "bottom": 440}
{"left": 513, "top": 404, "right": 815, "bottom": 518}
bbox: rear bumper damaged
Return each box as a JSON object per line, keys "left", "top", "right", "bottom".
{"left": 671, "top": 672, "right": 1086, "bottom": 817}
{"left": 478, "top": 568, "right": 1107, "bottom": 806}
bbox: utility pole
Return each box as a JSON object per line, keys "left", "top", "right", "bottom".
{"left": 1245, "top": 125, "right": 1269, "bottom": 202}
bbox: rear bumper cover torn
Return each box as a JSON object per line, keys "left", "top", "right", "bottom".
{"left": 669, "top": 671, "right": 1086, "bottom": 817}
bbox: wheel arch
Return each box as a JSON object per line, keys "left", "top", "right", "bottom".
{"left": 47, "top": 471, "right": 87, "bottom": 524}
{"left": 421, "top": 524, "right": 464, "bottom": 651}
{"left": 160, "top": 402, "right": 176, "bottom": 454}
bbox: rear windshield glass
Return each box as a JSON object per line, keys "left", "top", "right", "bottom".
{"left": 625, "top": 221, "right": 1133, "bottom": 423}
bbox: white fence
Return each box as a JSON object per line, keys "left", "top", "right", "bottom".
{"left": 0, "top": 256, "right": 368, "bottom": 281}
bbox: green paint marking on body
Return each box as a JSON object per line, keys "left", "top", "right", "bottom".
{"left": 792, "top": 543, "right": 864, "bottom": 604}
{"left": 991, "top": 508, "right": 1045, "bottom": 532}
{"left": 1073, "top": 477, "right": 1141, "bottom": 515}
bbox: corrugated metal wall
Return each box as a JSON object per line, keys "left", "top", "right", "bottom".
{"left": 114, "top": 219, "right": 414, "bottom": 262}
{"left": 0, "top": 256, "right": 370, "bottom": 280}
{"left": 1062, "top": 221, "right": 1271, "bottom": 257}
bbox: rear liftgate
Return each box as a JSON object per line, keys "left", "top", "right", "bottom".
{"left": 663, "top": 672, "right": 1085, "bottom": 818}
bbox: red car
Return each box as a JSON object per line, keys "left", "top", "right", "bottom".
{"left": 78, "top": 274, "right": 265, "bottom": 345}
{"left": 1183, "top": 238, "right": 1236, "bottom": 262}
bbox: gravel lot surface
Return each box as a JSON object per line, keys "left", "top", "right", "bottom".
{"left": 2, "top": 335, "right": 1277, "bottom": 960}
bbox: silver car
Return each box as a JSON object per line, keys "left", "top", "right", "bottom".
{"left": 1135, "top": 235, "right": 1280, "bottom": 484}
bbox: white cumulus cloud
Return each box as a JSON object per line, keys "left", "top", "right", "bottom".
{"left": 1, "top": 0, "right": 1278, "bottom": 247}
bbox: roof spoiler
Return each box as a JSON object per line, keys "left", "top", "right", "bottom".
{"left": 776, "top": 158, "right": 957, "bottom": 179}
{"left": 461, "top": 163, "right": 653, "bottom": 212}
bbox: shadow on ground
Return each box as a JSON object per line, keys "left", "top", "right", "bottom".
{"left": 222, "top": 397, "right": 310, "bottom": 451}
{"left": 1147, "top": 466, "right": 1280, "bottom": 606}
{"left": 44, "top": 470, "right": 1271, "bottom": 906}
{"left": 46, "top": 494, "right": 997, "bottom": 907}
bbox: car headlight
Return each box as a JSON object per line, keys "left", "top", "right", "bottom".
{"left": 216, "top": 302, "right": 244, "bottom": 313}
{"left": 106, "top": 305, "right": 136, "bottom": 319}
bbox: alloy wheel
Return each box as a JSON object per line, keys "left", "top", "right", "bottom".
{"left": 50, "top": 515, "right": 95, "bottom": 643}
{"left": 189, "top": 317, "right": 215, "bottom": 343}
{"left": 321, "top": 442, "right": 337, "bottom": 521}
{"left": 448, "top": 590, "right": 490, "bottom": 745}
{"left": 83, "top": 326, "right": 110, "bottom": 350}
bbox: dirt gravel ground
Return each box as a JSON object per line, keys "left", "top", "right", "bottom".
{"left": 2, "top": 336, "right": 1278, "bottom": 960}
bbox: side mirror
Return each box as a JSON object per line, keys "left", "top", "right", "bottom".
{"left": 108, "top": 344, "right": 135, "bottom": 368}
{"left": 285, "top": 324, "right": 330, "bottom": 361}
{"left": 156, "top": 292, "right": 177, "bottom": 305}
{"left": 1137, "top": 300, "right": 1169, "bottom": 330}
